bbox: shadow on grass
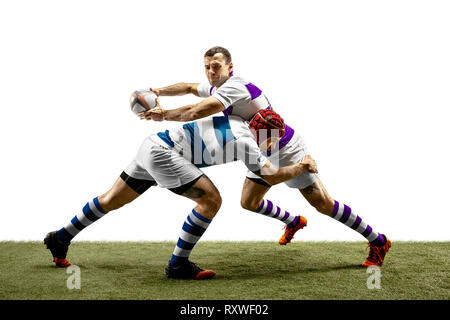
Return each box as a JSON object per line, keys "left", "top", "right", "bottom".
{"left": 216, "top": 263, "right": 363, "bottom": 280}
{"left": 33, "top": 245, "right": 365, "bottom": 281}
{"left": 301, "top": 263, "right": 363, "bottom": 272}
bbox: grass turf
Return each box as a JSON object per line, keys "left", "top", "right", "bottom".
{"left": 0, "top": 241, "right": 448, "bottom": 300}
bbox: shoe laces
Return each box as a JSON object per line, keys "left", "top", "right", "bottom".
{"left": 282, "top": 225, "right": 296, "bottom": 240}
{"left": 187, "top": 260, "right": 202, "bottom": 273}
{"left": 366, "top": 243, "right": 383, "bottom": 263}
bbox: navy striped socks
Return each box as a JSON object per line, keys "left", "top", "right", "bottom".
{"left": 55, "top": 197, "right": 108, "bottom": 243}
{"left": 169, "top": 209, "right": 211, "bottom": 267}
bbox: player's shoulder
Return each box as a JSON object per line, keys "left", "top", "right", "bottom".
{"left": 217, "top": 75, "right": 250, "bottom": 89}
{"left": 229, "top": 75, "right": 248, "bottom": 82}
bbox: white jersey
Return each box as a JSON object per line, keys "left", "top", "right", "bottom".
{"left": 197, "top": 76, "right": 272, "bottom": 121}
{"left": 157, "top": 115, "right": 268, "bottom": 172}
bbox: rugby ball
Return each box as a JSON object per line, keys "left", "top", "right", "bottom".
{"left": 130, "top": 90, "right": 157, "bottom": 116}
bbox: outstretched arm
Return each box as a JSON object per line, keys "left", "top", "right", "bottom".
{"left": 151, "top": 83, "right": 201, "bottom": 97}
{"left": 139, "top": 96, "right": 225, "bottom": 122}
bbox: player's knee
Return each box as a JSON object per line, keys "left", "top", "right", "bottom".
{"left": 311, "top": 198, "right": 334, "bottom": 215}
{"left": 209, "top": 193, "right": 223, "bottom": 213}
{"left": 240, "top": 197, "right": 260, "bottom": 212}
{"left": 199, "top": 193, "right": 222, "bottom": 214}
{"left": 98, "top": 192, "right": 125, "bottom": 212}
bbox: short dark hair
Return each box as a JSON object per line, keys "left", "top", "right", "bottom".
{"left": 204, "top": 46, "right": 232, "bottom": 64}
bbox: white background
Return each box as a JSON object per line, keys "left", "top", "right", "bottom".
{"left": 1, "top": 0, "right": 449, "bottom": 242}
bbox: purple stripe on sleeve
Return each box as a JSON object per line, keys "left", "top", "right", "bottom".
{"left": 222, "top": 105, "right": 233, "bottom": 116}
{"left": 339, "top": 204, "right": 352, "bottom": 223}
{"left": 209, "top": 86, "right": 214, "bottom": 96}
{"left": 278, "top": 125, "right": 294, "bottom": 150}
{"left": 245, "top": 83, "right": 262, "bottom": 100}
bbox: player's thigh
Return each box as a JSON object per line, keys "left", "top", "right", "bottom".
{"left": 299, "top": 178, "right": 335, "bottom": 215}
{"left": 240, "top": 177, "right": 271, "bottom": 211}
{"left": 140, "top": 136, "right": 205, "bottom": 190}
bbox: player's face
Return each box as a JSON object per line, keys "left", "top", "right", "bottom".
{"left": 204, "top": 53, "right": 233, "bottom": 87}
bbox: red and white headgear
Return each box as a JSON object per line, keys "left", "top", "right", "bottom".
{"left": 248, "top": 109, "right": 286, "bottom": 144}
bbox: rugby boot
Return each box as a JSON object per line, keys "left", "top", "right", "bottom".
{"left": 44, "top": 231, "right": 72, "bottom": 267}
{"left": 165, "top": 260, "right": 215, "bottom": 280}
{"left": 362, "top": 235, "right": 391, "bottom": 267}
{"left": 279, "top": 216, "right": 307, "bottom": 245}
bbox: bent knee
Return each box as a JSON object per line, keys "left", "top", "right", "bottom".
{"left": 98, "top": 192, "right": 127, "bottom": 212}
{"left": 240, "top": 198, "right": 261, "bottom": 212}
{"left": 310, "top": 197, "right": 335, "bottom": 215}
{"left": 198, "top": 193, "right": 222, "bottom": 214}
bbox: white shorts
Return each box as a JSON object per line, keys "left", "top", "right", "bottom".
{"left": 124, "top": 134, "right": 203, "bottom": 189}
{"left": 246, "top": 130, "right": 318, "bottom": 189}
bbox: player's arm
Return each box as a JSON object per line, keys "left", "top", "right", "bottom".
{"left": 253, "top": 155, "right": 318, "bottom": 186}
{"left": 139, "top": 96, "right": 225, "bottom": 122}
{"left": 151, "top": 83, "right": 201, "bottom": 97}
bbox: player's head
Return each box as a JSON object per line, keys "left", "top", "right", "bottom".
{"left": 249, "top": 109, "right": 285, "bottom": 151}
{"left": 204, "top": 46, "right": 233, "bottom": 87}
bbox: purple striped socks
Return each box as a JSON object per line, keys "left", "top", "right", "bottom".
{"left": 331, "top": 200, "right": 385, "bottom": 246}
{"left": 256, "top": 199, "right": 299, "bottom": 227}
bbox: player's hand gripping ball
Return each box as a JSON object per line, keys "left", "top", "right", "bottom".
{"left": 130, "top": 90, "right": 157, "bottom": 116}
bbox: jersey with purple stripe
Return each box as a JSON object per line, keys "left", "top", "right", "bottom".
{"left": 198, "top": 76, "right": 272, "bottom": 121}
{"left": 197, "top": 76, "right": 295, "bottom": 149}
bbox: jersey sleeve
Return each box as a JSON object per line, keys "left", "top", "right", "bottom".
{"left": 212, "top": 80, "right": 252, "bottom": 108}
{"left": 197, "top": 82, "right": 212, "bottom": 98}
{"left": 234, "top": 137, "right": 269, "bottom": 172}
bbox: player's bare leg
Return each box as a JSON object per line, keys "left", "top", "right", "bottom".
{"left": 240, "top": 178, "right": 271, "bottom": 212}
{"left": 178, "top": 175, "right": 222, "bottom": 220}
{"left": 97, "top": 176, "right": 142, "bottom": 212}
{"left": 44, "top": 173, "right": 148, "bottom": 267}
{"left": 299, "top": 178, "right": 391, "bottom": 267}
{"left": 240, "top": 178, "right": 308, "bottom": 244}
{"left": 299, "top": 179, "right": 334, "bottom": 215}
{"left": 165, "top": 175, "right": 221, "bottom": 279}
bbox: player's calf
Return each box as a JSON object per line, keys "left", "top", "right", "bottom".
{"left": 97, "top": 174, "right": 144, "bottom": 212}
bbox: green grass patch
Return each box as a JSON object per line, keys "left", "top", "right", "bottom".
{"left": 0, "top": 241, "right": 448, "bottom": 300}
